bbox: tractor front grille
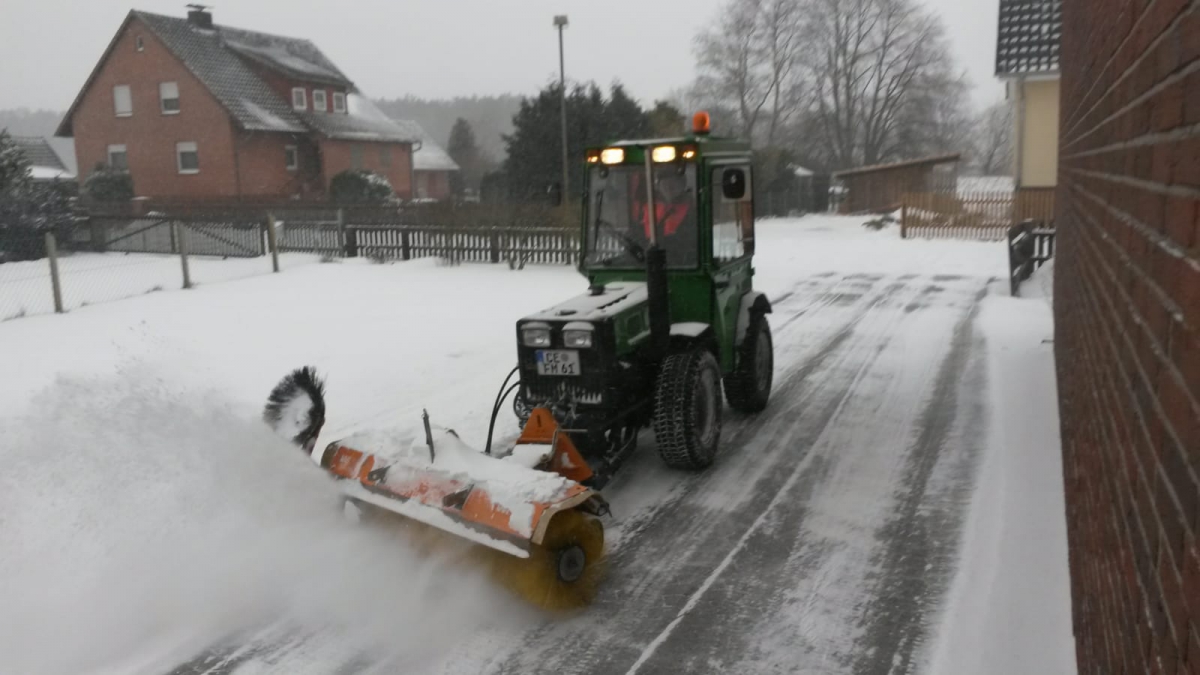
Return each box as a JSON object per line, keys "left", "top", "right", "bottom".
{"left": 522, "top": 380, "right": 604, "bottom": 406}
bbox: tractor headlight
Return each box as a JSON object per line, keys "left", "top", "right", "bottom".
{"left": 600, "top": 148, "right": 625, "bottom": 165}
{"left": 521, "top": 327, "right": 551, "bottom": 348}
{"left": 563, "top": 330, "right": 593, "bottom": 348}
{"left": 651, "top": 145, "right": 677, "bottom": 163}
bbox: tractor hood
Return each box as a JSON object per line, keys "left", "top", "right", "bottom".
{"left": 523, "top": 282, "right": 647, "bottom": 323}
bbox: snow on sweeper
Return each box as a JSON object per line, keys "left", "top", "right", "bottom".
{"left": 264, "top": 112, "right": 775, "bottom": 610}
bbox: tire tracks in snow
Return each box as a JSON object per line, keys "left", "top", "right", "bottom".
{"left": 849, "top": 288, "right": 988, "bottom": 675}
{"left": 610, "top": 278, "right": 988, "bottom": 675}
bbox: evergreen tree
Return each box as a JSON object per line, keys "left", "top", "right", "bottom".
{"left": 501, "top": 82, "right": 654, "bottom": 203}
{"left": 648, "top": 101, "right": 686, "bottom": 137}
{"left": 0, "top": 130, "right": 75, "bottom": 262}
{"left": 0, "top": 130, "right": 31, "bottom": 193}
{"left": 447, "top": 118, "right": 482, "bottom": 197}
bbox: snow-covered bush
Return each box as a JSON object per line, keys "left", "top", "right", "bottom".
{"left": 83, "top": 166, "right": 134, "bottom": 202}
{"left": 0, "top": 131, "right": 76, "bottom": 262}
{"left": 330, "top": 169, "right": 394, "bottom": 204}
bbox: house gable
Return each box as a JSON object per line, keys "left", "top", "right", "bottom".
{"left": 66, "top": 14, "right": 240, "bottom": 196}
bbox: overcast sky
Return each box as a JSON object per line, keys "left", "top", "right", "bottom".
{"left": 0, "top": 0, "right": 1004, "bottom": 113}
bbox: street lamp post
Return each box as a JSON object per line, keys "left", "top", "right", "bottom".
{"left": 554, "top": 15, "right": 569, "bottom": 214}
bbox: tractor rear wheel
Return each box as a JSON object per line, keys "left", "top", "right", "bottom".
{"left": 653, "top": 349, "right": 723, "bottom": 470}
{"left": 724, "top": 312, "right": 774, "bottom": 413}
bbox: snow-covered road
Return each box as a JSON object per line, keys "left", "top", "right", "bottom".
{"left": 0, "top": 216, "right": 1074, "bottom": 674}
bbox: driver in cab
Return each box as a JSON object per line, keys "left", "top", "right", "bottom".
{"left": 637, "top": 170, "right": 696, "bottom": 265}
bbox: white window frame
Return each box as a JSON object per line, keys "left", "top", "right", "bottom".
{"left": 285, "top": 145, "right": 298, "bottom": 171}
{"left": 312, "top": 90, "right": 327, "bottom": 112}
{"left": 159, "top": 81, "right": 180, "bottom": 115}
{"left": 176, "top": 142, "right": 199, "bottom": 174}
{"left": 107, "top": 144, "right": 128, "bottom": 170}
{"left": 135, "top": 36, "right": 144, "bottom": 52}
{"left": 292, "top": 87, "right": 307, "bottom": 111}
{"left": 113, "top": 85, "right": 132, "bottom": 117}
{"left": 332, "top": 91, "right": 346, "bottom": 113}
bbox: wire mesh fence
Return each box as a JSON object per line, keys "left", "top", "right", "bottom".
{"left": 1, "top": 204, "right": 578, "bottom": 322}
{"left": 1, "top": 219, "right": 313, "bottom": 321}
{"left": 0, "top": 227, "right": 59, "bottom": 321}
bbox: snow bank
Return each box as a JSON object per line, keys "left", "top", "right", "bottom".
{"left": 0, "top": 374, "right": 526, "bottom": 675}
{"left": 925, "top": 287, "right": 1075, "bottom": 675}
{"left": 1022, "top": 258, "right": 1055, "bottom": 306}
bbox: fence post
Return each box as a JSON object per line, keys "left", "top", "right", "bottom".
{"left": 401, "top": 230, "right": 411, "bottom": 261}
{"left": 90, "top": 219, "right": 107, "bottom": 253}
{"left": 265, "top": 212, "right": 280, "bottom": 273}
{"left": 175, "top": 222, "right": 192, "bottom": 289}
{"left": 338, "top": 208, "right": 354, "bottom": 257}
{"left": 490, "top": 229, "right": 500, "bottom": 264}
{"left": 45, "top": 231, "right": 64, "bottom": 314}
{"left": 900, "top": 199, "right": 908, "bottom": 239}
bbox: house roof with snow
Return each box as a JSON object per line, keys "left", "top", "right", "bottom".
{"left": 56, "top": 10, "right": 414, "bottom": 144}
{"left": 995, "top": 0, "right": 1062, "bottom": 77}
{"left": 12, "top": 136, "right": 75, "bottom": 180}
{"left": 392, "top": 120, "right": 460, "bottom": 172}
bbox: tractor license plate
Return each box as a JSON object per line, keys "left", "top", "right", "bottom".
{"left": 536, "top": 350, "right": 581, "bottom": 376}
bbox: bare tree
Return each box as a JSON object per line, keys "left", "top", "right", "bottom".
{"left": 693, "top": 0, "right": 810, "bottom": 145}
{"left": 694, "top": 0, "right": 772, "bottom": 140}
{"left": 805, "top": 0, "right": 961, "bottom": 168}
{"left": 973, "top": 100, "right": 1014, "bottom": 175}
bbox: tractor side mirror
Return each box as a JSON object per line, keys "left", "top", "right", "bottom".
{"left": 722, "top": 168, "right": 746, "bottom": 200}
{"left": 547, "top": 182, "right": 563, "bottom": 207}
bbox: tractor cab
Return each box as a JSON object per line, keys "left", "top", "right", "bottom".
{"left": 511, "top": 113, "right": 773, "bottom": 487}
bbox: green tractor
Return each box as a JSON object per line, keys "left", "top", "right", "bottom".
{"left": 488, "top": 114, "right": 774, "bottom": 488}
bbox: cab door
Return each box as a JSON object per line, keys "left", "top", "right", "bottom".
{"left": 709, "top": 163, "right": 755, "bottom": 372}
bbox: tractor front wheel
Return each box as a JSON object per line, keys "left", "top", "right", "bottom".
{"left": 653, "top": 350, "right": 723, "bottom": 470}
{"left": 724, "top": 312, "right": 774, "bottom": 413}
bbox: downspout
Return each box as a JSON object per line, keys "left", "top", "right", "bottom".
{"left": 232, "top": 121, "right": 244, "bottom": 199}
{"left": 1013, "top": 76, "right": 1026, "bottom": 190}
{"left": 410, "top": 139, "right": 421, "bottom": 200}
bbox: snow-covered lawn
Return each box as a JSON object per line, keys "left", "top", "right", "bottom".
{"left": 0, "top": 251, "right": 322, "bottom": 320}
{"left": 0, "top": 215, "right": 1074, "bottom": 674}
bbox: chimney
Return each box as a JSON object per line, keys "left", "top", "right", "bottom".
{"left": 186, "top": 4, "right": 213, "bottom": 29}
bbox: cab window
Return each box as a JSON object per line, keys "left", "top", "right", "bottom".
{"left": 712, "top": 165, "right": 754, "bottom": 262}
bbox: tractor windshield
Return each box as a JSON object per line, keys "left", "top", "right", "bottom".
{"left": 584, "top": 164, "right": 698, "bottom": 269}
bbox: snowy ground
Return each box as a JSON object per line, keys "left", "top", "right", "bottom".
{"left": 0, "top": 215, "right": 1075, "bottom": 674}
{"left": 0, "top": 250, "right": 321, "bottom": 320}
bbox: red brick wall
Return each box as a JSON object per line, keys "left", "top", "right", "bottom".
{"left": 320, "top": 139, "right": 413, "bottom": 198}
{"left": 72, "top": 16, "right": 239, "bottom": 198}
{"left": 1056, "top": 1, "right": 1200, "bottom": 673}
{"left": 233, "top": 131, "right": 322, "bottom": 197}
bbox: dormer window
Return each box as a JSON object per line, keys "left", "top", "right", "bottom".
{"left": 292, "top": 87, "right": 307, "bottom": 111}
{"left": 333, "top": 92, "right": 346, "bottom": 113}
{"left": 313, "top": 90, "right": 327, "bottom": 112}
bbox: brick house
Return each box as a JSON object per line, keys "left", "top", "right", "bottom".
{"left": 1054, "top": 0, "right": 1200, "bottom": 672}
{"left": 995, "top": 0, "right": 1062, "bottom": 190}
{"left": 55, "top": 7, "right": 417, "bottom": 201}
